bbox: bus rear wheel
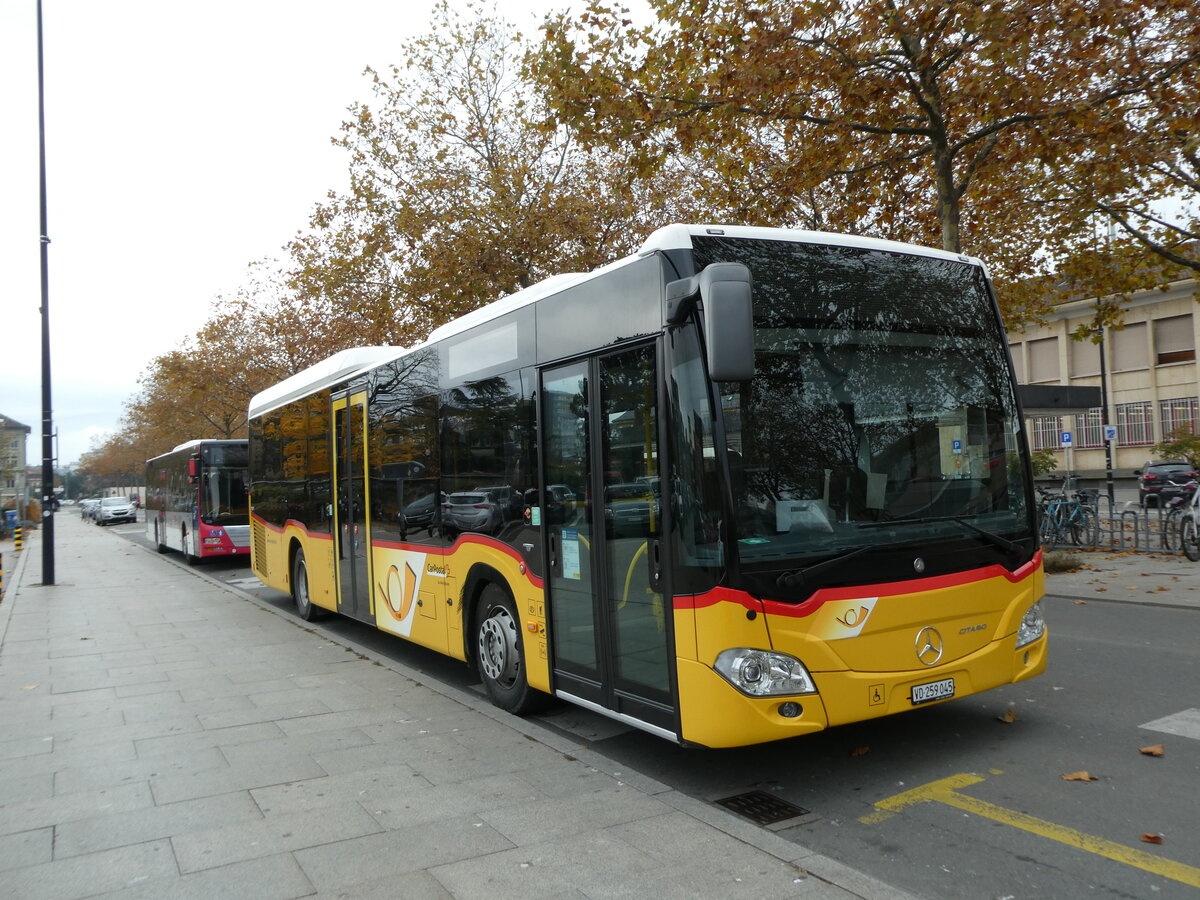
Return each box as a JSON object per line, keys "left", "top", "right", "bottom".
{"left": 291, "top": 548, "right": 321, "bottom": 621}
{"left": 475, "top": 583, "right": 546, "bottom": 715}
{"left": 154, "top": 521, "right": 168, "bottom": 553}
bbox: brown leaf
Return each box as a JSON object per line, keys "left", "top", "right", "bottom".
{"left": 1073, "top": 599, "right": 1087, "bottom": 605}
{"left": 996, "top": 707, "right": 1017, "bottom": 724}
{"left": 1061, "top": 771, "right": 1099, "bottom": 782}
{"left": 1139, "top": 744, "right": 1165, "bottom": 757}
{"left": 850, "top": 746, "right": 870, "bottom": 757}
{"left": 1140, "top": 833, "right": 1164, "bottom": 844}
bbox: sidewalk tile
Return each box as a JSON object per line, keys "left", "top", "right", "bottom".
{"left": 53, "top": 791, "right": 263, "bottom": 859}
{"left": 172, "top": 799, "right": 382, "bottom": 873}
{"left": 0, "top": 826, "right": 53, "bottom": 872}
{"left": 293, "top": 815, "right": 514, "bottom": 892}
{"left": 0, "top": 838, "right": 176, "bottom": 900}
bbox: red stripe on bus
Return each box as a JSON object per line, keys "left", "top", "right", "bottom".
{"left": 674, "top": 551, "right": 1041, "bottom": 618}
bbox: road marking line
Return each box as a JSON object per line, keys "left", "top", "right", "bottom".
{"left": 860, "top": 773, "right": 1200, "bottom": 888}
{"left": 1141, "top": 708, "right": 1200, "bottom": 741}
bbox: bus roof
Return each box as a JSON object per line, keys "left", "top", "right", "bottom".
{"left": 638, "top": 223, "right": 983, "bottom": 268}
{"left": 248, "top": 225, "right": 986, "bottom": 420}
{"left": 249, "top": 346, "right": 407, "bottom": 420}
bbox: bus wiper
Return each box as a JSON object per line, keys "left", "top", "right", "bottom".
{"left": 859, "top": 515, "right": 1021, "bottom": 553}
{"left": 775, "top": 544, "right": 874, "bottom": 589}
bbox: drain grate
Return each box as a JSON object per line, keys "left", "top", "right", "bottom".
{"left": 714, "top": 790, "right": 810, "bottom": 826}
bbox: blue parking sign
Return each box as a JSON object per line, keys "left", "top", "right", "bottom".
{"left": 1060, "top": 431, "right": 1072, "bottom": 447}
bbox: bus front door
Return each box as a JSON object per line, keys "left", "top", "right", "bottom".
{"left": 541, "top": 343, "right": 676, "bottom": 737}
{"left": 332, "top": 391, "right": 373, "bottom": 623}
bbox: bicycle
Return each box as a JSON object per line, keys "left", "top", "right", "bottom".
{"left": 1037, "top": 486, "right": 1098, "bottom": 550}
{"left": 1175, "top": 487, "right": 1200, "bottom": 562}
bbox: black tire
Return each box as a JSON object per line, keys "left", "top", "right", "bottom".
{"left": 1163, "top": 509, "right": 1182, "bottom": 552}
{"left": 1069, "top": 508, "right": 1097, "bottom": 551}
{"left": 1182, "top": 516, "right": 1200, "bottom": 562}
{"left": 291, "top": 547, "right": 321, "bottom": 621}
{"left": 475, "top": 582, "right": 548, "bottom": 715}
{"left": 154, "top": 521, "right": 168, "bottom": 554}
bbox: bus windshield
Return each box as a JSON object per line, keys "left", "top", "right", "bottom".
{"left": 199, "top": 444, "right": 250, "bottom": 526}
{"left": 689, "top": 236, "right": 1033, "bottom": 590}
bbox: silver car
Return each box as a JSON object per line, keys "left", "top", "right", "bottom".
{"left": 443, "top": 491, "right": 502, "bottom": 536}
{"left": 96, "top": 496, "right": 136, "bottom": 526}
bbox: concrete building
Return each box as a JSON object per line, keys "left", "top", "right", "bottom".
{"left": 1006, "top": 277, "right": 1198, "bottom": 490}
{"left": 1, "top": 414, "right": 31, "bottom": 513}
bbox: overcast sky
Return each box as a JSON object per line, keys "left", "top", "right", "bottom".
{"left": 0, "top": 0, "right": 569, "bottom": 468}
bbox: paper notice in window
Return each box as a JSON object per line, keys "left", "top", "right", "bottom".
{"left": 562, "top": 529, "right": 581, "bottom": 580}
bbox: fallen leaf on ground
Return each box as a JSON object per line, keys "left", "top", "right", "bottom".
{"left": 1061, "top": 772, "right": 1098, "bottom": 782}
{"left": 22, "top": 684, "right": 38, "bottom": 690}
{"left": 1073, "top": 599, "right": 1086, "bottom": 605}
{"left": 1139, "top": 744, "right": 1165, "bottom": 757}
{"left": 1140, "top": 833, "right": 1164, "bottom": 844}
{"left": 850, "top": 746, "right": 870, "bottom": 757}
{"left": 996, "top": 707, "right": 1017, "bottom": 724}
{"left": 1095, "top": 588, "right": 1107, "bottom": 592}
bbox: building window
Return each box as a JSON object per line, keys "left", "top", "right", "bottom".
{"left": 1008, "top": 343, "right": 1024, "bottom": 381}
{"left": 1154, "top": 315, "right": 1195, "bottom": 366}
{"left": 1028, "top": 338, "right": 1059, "bottom": 382}
{"left": 1116, "top": 401, "right": 1154, "bottom": 446}
{"left": 1111, "top": 322, "right": 1148, "bottom": 372}
{"left": 1075, "top": 408, "right": 1104, "bottom": 449}
{"left": 1030, "top": 415, "right": 1062, "bottom": 451}
{"left": 1160, "top": 397, "right": 1199, "bottom": 439}
{"left": 1068, "top": 327, "right": 1101, "bottom": 377}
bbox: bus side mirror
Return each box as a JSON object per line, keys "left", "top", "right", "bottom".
{"left": 188, "top": 458, "right": 198, "bottom": 484}
{"left": 699, "top": 263, "right": 754, "bottom": 382}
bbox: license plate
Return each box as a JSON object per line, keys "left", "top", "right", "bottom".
{"left": 911, "top": 677, "right": 955, "bottom": 705}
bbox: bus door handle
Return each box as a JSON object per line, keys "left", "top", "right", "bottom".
{"left": 649, "top": 539, "right": 663, "bottom": 592}
{"left": 549, "top": 532, "right": 559, "bottom": 574}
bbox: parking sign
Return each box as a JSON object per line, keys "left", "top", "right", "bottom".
{"left": 1060, "top": 431, "right": 1072, "bottom": 447}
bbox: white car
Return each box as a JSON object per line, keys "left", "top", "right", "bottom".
{"left": 96, "top": 496, "right": 136, "bottom": 526}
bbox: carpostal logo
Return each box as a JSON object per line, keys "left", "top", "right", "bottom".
{"left": 825, "top": 597, "right": 878, "bottom": 639}
{"left": 380, "top": 562, "right": 418, "bottom": 622}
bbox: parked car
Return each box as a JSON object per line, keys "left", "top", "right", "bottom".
{"left": 443, "top": 491, "right": 502, "bottom": 535}
{"left": 1136, "top": 460, "right": 1199, "bottom": 508}
{"left": 80, "top": 498, "right": 101, "bottom": 520}
{"left": 401, "top": 491, "right": 445, "bottom": 530}
{"left": 473, "top": 485, "right": 522, "bottom": 521}
{"left": 95, "top": 496, "right": 137, "bottom": 526}
{"left": 604, "top": 483, "right": 660, "bottom": 537}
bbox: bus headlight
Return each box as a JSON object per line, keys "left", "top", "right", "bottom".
{"left": 714, "top": 648, "right": 817, "bottom": 697}
{"left": 1016, "top": 601, "right": 1045, "bottom": 648}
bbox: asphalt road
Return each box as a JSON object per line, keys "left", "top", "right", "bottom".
{"left": 110, "top": 520, "right": 1199, "bottom": 899}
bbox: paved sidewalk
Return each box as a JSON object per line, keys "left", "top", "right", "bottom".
{"left": 1042, "top": 546, "right": 1200, "bottom": 611}
{"left": 0, "top": 515, "right": 914, "bottom": 900}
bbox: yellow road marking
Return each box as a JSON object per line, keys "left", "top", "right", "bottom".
{"left": 860, "top": 774, "right": 1200, "bottom": 888}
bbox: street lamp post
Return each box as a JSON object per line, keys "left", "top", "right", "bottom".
{"left": 37, "top": 0, "right": 56, "bottom": 583}
{"left": 1098, "top": 326, "right": 1115, "bottom": 505}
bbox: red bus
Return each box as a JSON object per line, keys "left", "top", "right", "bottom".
{"left": 145, "top": 440, "right": 250, "bottom": 563}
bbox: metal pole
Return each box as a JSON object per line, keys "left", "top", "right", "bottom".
{"left": 37, "top": 0, "right": 55, "bottom": 584}
{"left": 1098, "top": 327, "right": 1114, "bottom": 506}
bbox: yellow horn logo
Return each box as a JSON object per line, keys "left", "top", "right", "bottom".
{"left": 837, "top": 605, "right": 871, "bottom": 629}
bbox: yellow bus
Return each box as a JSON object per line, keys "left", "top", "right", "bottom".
{"left": 247, "top": 224, "right": 1047, "bottom": 748}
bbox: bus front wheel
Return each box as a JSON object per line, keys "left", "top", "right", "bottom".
{"left": 291, "top": 548, "right": 321, "bottom": 621}
{"left": 475, "top": 583, "right": 547, "bottom": 715}
{"left": 182, "top": 527, "right": 199, "bottom": 565}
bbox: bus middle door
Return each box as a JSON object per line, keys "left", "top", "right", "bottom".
{"left": 332, "top": 391, "right": 373, "bottom": 623}
{"left": 541, "top": 342, "right": 677, "bottom": 738}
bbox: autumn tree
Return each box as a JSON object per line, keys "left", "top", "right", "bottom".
{"left": 535, "top": 0, "right": 1199, "bottom": 323}
{"left": 291, "top": 0, "right": 701, "bottom": 340}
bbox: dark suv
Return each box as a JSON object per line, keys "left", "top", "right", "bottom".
{"left": 1136, "top": 461, "right": 1199, "bottom": 507}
